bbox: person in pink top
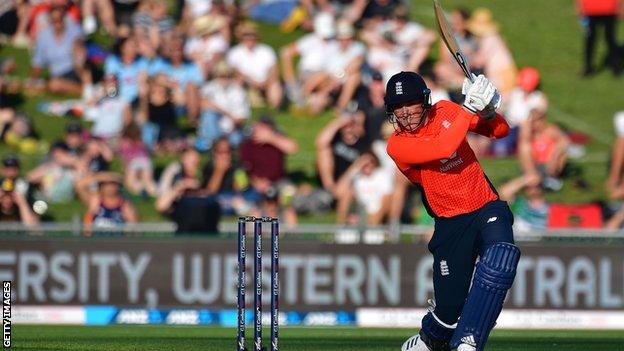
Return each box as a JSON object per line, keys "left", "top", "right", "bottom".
{"left": 118, "top": 123, "right": 158, "bottom": 196}
{"left": 577, "top": 0, "right": 622, "bottom": 76}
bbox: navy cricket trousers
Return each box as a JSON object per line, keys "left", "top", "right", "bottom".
{"left": 427, "top": 200, "right": 515, "bottom": 325}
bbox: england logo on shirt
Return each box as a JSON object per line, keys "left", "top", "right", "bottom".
{"left": 395, "top": 81, "right": 403, "bottom": 95}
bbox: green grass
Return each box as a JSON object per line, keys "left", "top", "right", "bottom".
{"left": 10, "top": 325, "right": 624, "bottom": 350}
{"left": 1, "top": 0, "right": 624, "bottom": 220}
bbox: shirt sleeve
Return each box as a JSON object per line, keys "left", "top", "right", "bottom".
{"left": 387, "top": 108, "right": 473, "bottom": 165}
{"left": 31, "top": 32, "right": 47, "bottom": 68}
{"left": 468, "top": 113, "right": 510, "bottom": 139}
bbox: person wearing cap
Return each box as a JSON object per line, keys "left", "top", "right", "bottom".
{"left": 281, "top": 11, "right": 336, "bottom": 106}
{"left": 383, "top": 71, "right": 519, "bottom": 351}
{"left": 196, "top": 60, "right": 250, "bottom": 151}
{"left": 227, "top": 21, "right": 283, "bottom": 108}
{"left": 303, "top": 20, "right": 365, "bottom": 113}
{"left": 77, "top": 172, "right": 137, "bottom": 231}
{"left": 0, "top": 176, "right": 39, "bottom": 226}
{"left": 185, "top": 15, "right": 230, "bottom": 78}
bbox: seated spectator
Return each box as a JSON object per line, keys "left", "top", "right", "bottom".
{"left": 0, "top": 155, "right": 29, "bottom": 196}
{"left": 133, "top": 0, "right": 174, "bottom": 50}
{"left": 362, "top": 5, "right": 436, "bottom": 76}
{"left": 118, "top": 123, "right": 158, "bottom": 196}
{"left": 156, "top": 148, "right": 221, "bottom": 234}
{"left": 185, "top": 15, "right": 229, "bottom": 78}
{"left": 499, "top": 173, "right": 549, "bottom": 232}
{"left": 27, "top": 0, "right": 81, "bottom": 39}
{"left": 365, "top": 31, "right": 407, "bottom": 83}
{"left": 104, "top": 36, "right": 149, "bottom": 104}
{"left": 227, "top": 21, "right": 283, "bottom": 108}
{"left": 303, "top": 21, "right": 365, "bottom": 113}
{"left": 28, "top": 4, "right": 84, "bottom": 95}
{"left": 77, "top": 172, "right": 138, "bottom": 231}
{"left": 58, "top": 121, "right": 86, "bottom": 157}
{"left": 78, "top": 138, "right": 113, "bottom": 175}
{"left": 335, "top": 151, "right": 393, "bottom": 225}
{"left": 109, "top": 0, "right": 142, "bottom": 38}
{"left": 84, "top": 75, "right": 132, "bottom": 142}
{"left": 240, "top": 118, "right": 299, "bottom": 226}
{"left": 1, "top": 112, "right": 41, "bottom": 154}
{"left": 0, "top": 177, "right": 39, "bottom": 225}
{"left": 496, "top": 66, "right": 548, "bottom": 156}
{"left": 196, "top": 61, "right": 250, "bottom": 151}
{"left": 158, "top": 146, "right": 203, "bottom": 195}
{"left": 137, "top": 74, "right": 185, "bottom": 153}
{"left": 469, "top": 8, "right": 517, "bottom": 95}
{"left": 151, "top": 36, "right": 202, "bottom": 123}
{"left": 0, "top": 0, "right": 30, "bottom": 47}
{"left": 281, "top": 11, "right": 336, "bottom": 106}
{"left": 27, "top": 142, "right": 79, "bottom": 203}
{"left": 518, "top": 107, "right": 570, "bottom": 191}
{"left": 352, "top": 71, "right": 386, "bottom": 141}
{"left": 434, "top": 7, "right": 477, "bottom": 91}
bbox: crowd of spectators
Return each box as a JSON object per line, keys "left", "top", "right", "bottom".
{"left": 0, "top": 0, "right": 621, "bottom": 236}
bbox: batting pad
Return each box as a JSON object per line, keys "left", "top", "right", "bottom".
{"left": 450, "top": 242, "right": 521, "bottom": 351}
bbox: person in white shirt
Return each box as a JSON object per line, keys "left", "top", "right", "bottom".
{"left": 184, "top": 15, "right": 229, "bottom": 78}
{"left": 303, "top": 20, "right": 365, "bottom": 113}
{"left": 335, "top": 150, "right": 393, "bottom": 225}
{"left": 84, "top": 75, "right": 132, "bottom": 142}
{"left": 196, "top": 61, "right": 250, "bottom": 151}
{"left": 281, "top": 11, "right": 336, "bottom": 106}
{"left": 227, "top": 21, "right": 283, "bottom": 108}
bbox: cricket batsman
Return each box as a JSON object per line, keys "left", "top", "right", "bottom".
{"left": 384, "top": 72, "right": 520, "bottom": 351}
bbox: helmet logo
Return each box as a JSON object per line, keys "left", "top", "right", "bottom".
{"left": 395, "top": 81, "right": 403, "bottom": 95}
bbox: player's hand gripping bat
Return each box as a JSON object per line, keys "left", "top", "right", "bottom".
{"left": 434, "top": 0, "right": 500, "bottom": 118}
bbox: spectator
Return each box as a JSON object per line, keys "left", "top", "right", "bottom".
{"left": 227, "top": 21, "right": 283, "bottom": 108}
{"left": 0, "top": 0, "right": 31, "bottom": 47}
{"left": 152, "top": 36, "right": 202, "bottom": 123}
{"left": 156, "top": 148, "right": 221, "bottom": 234}
{"left": 77, "top": 172, "right": 138, "bottom": 230}
{"left": 335, "top": 150, "right": 393, "bottom": 225}
{"left": 0, "top": 177, "right": 39, "bottom": 225}
{"left": 29, "top": 4, "right": 84, "bottom": 95}
{"left": 109, "top": 0, "right": 142, "bottom": 38}
{"left": 137, "top": 74, "right": 185, "bottom": 153}
{"left": 84, "top": 75, "right": 132, "bottom": 142}
{"left": 158, "top": 146, "right": 203, "bottom": 195}
{"left": 499, "top": 173, "right": 549, "bottom": 232}
{"left": 104, "top": 36, "right": 148, "bottom": 104}
{"left": 0, "top": 155, "right": 29, "bottom": 196}
{"left": 497, "top": 66, "right": 548, "bottom": 156}
{"left": 196, "top": 61, "right": 250, "bottom": 150}
{"left": 518, "top": 107, "right": 570, "bottom": 191}
{"left": 434, "top": 7, "right": 478, "bottom": 91}
{"left": 1, "top": 112, "right": 41, "bottom": 154}
{"left": 281, "top": 11, "right": 336, "bottom": 106}
{"left": 78, "top": 138, "right": 113, "bottom": 175}
{"left": 240, "top": 118, "right": 299, "bottom": 225}
{"left": 133, "top": 0, "right": 174, "bottom": 50}
{"left": 185, "top": 15, "right": 229, "bottom": 78}
{"left": 468, "top": 8, "right": 517, "bottom": 95}
{"left": 577, "top": 0, "right": 622, "bottom": 76}
{"left": 27, "top": 142, "right": 79, "bottom": 203}
{"left": 353, "top": 71, "right": 385, "bottom": 141}
{"left": 59, "top": 122, "right": 86, "bottom": 157}
{"left": 118, "top": 123, "right": 158, "bottom": 196}
{"left": 303, "top": 21, "right": 365, "bottom": 113}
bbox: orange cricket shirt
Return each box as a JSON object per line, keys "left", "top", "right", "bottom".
{"left": 387, "top": 100, "right": 509, "bottom": 218}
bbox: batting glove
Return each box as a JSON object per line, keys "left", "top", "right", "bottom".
{"left": 462, "top": 74, "right": 498, "bottom": 114}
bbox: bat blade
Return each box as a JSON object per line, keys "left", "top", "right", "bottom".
{"left": 434, "top": 0, "right": 473, "bottom": 82}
